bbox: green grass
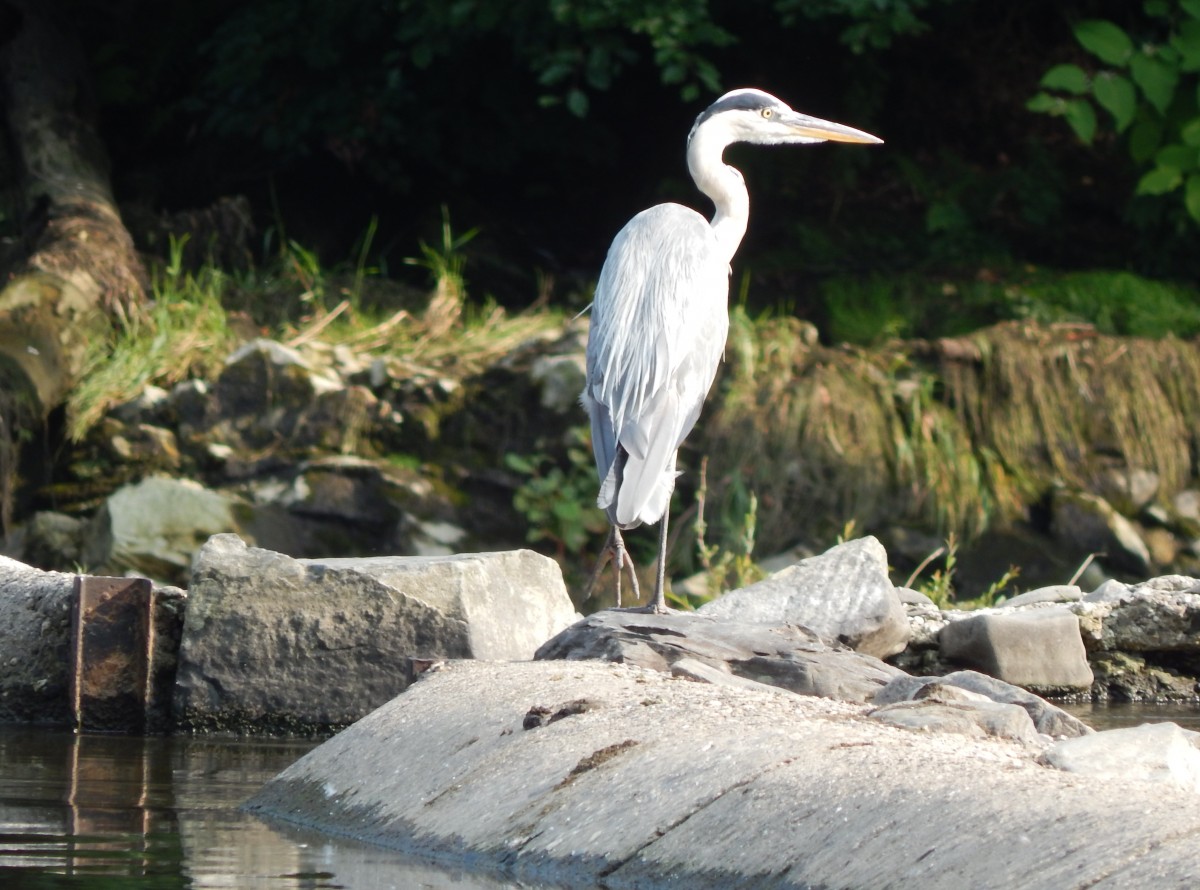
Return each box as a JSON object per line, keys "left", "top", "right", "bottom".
{"left": 67, "top": 240, "right": 239, "bottom": 439}
{"left": 819, "top": 267, "right": 1200, "bottom": 345}
{"left": 67, "top": 223, "right": 567, "bottom": 442}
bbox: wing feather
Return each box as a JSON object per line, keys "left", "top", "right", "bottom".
{"left": 582, "top": 203, "right": 730, "bottom": 527}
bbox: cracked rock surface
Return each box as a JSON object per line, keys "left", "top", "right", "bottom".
{"left": 247, "top": 660, "right": 1200, "bottom": 889}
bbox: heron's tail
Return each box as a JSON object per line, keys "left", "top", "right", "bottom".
{"left": 601, "top": 444, "right": 676, "bottom": 529}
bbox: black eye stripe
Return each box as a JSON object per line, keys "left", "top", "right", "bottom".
{"left": 691, "top": 91, "right": 782, "bottom": 130}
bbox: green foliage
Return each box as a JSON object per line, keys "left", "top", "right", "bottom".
{"left": 1015, "top": 270, "right": 1200, "bottom": 337}
{"left": 775, "top": 0, "right": 967, "bottom": 53}
{"left": 505, "top": 427, "right": 608, "bottom": 558}
{"left": 685, "top": 457, "right": 765, "bottom": 606}
{"left": 1029, "top": 2, "right": 1200, "bottom": 224}
{"left": 820, "top": 267, "right": 1200, "bottom": 346}
{"left": 190, "top": 0, "right": 962, "bottom": 153}
{"left": 908, "top": 533, "right": 1019, "bottom": 608}
{"left": 537, "top": 0, "right": 732, "bottom": 109}
{"left": 821, "top": 273, "right": 1015, "bottom": 344}
{"left": 191, "top": 0, "right": 735, "bottom": 185}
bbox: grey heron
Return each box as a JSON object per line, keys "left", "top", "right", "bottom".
{"left": 581, "top": 88, "right": 881, "bottom": 612}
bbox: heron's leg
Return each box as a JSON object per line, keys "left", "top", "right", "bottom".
{"left": 611, "top": 527, "right": 640, "bottom": 607}
{"left": 582, "top": 527, "right": 616, "bottom": 604}
{"left": 650, "top": 512, "right": 669, "bottom": 612}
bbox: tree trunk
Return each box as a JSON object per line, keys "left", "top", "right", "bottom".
{"left": 0, "top": 0, "right": 146, "bottom": 530}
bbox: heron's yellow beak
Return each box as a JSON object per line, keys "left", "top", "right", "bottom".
{"left": 786, "top": 112, "right": 882, "bottom": 145}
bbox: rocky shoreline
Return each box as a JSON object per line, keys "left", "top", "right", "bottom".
{"left": 4, "top": 331, "right": 1200, "bottom": 607}
{"left": 2, "top": 534, "right": 1199, "bottom": 734}
{"left": 4, "top": 531, "right": 1200, "bottom": 885}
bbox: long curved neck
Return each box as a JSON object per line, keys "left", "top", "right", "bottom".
{"left": 687, "top": 123, "right": 749, "bottom": 265}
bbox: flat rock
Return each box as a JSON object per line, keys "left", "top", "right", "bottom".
{"left": 173, "top": 535, "right": 576, "bottom": 732}
{"left": 873, "top": 670, "right": 1092, "bottom": 738}
{"left": 1001, "top": 585, "right": 1082, "bottom": 608}
{"left": 1043, "top": 722, "right": 1200, "bottom": 793}
{"left": 939, "top": 607, "right": 1094, "bottom": 691}
{"left": 535, "top": 609, "right": 902, "bottom": 703}
{"left": 247, "top": 660, "right": 1200, "bottom": 889}
{"left": 869, "top": 697, "right": 1039, "bottom": 744}
{"left": 698, "top": 536, "right": 909, "bottom": 658}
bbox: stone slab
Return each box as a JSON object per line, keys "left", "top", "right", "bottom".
{"left": 939, "top": 607, "right": 1094, "bottom": 690}
{"left": 535, "top": 609, "right": 902, "bottom": 703}
{"left": 247, "top": 660, "right": 1200, "bottom": 889}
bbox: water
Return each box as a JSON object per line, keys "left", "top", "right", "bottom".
{"left": 0, "top": 728, "right": 541, "bottom": 890}
{"left": 1060, "top": 701, "right": 1200, "bottom": 732}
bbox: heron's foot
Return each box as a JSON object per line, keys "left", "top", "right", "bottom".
{"left": 582, "top": 527, "right": 640, "bottom": 608}
{"left": 613, "top": 602, "right": 675, "bottom": 615}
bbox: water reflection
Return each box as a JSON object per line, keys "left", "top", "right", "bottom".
{"left": 0, "top": 728, "right": 538, "bottom": 889}
{"left": 1061, "top": 701, "right": 1200, "bottom": 732}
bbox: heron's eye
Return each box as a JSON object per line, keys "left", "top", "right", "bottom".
{"left": 761, "top": 108, "right": 773, "bottom": 119}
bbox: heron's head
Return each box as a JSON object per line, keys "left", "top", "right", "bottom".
{"left": 688, "top": 88, "right": 882, "bottom": 147}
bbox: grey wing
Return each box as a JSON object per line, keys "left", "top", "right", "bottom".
{"left": 582, "top": 203, "right": 731, "bottom": 528}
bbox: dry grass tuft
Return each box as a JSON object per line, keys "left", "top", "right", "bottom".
{"left": 699, "top": 312, "right": 1200, "bottom": 557}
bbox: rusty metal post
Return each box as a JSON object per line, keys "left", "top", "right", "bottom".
{"left": 69, "top": 576, "right": 154, "bottom": 732}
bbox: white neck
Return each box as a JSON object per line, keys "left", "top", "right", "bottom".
{"left": 686, "top": 122, "right": 749, "bottom": 266}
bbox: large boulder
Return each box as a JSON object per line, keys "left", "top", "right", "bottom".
{"left": 1051, "top": 490, "right": 1151, "bottom": 577}
{"left": 536, "top": 609, "right": 902, "bottom": 703}
{"left": 698, "top": 536, "right": 909, "bottom": 658}
{"left": 81, "top": 476, "right": 246, "bottom": 583}
{"left": 173, "top": 535, "right": 577, "bottom": 732}
{"left": 939, "top": 607, "right": 1094, "bottom": 692}
{"left": 0, "top": 556, "right": 75, "bottom": 724}
{"left": 247, "top": 660, "right": 1200, "bottom": 889}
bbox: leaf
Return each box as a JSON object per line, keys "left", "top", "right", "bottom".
{"left": 1040, "top": 63, "right": 1089, "bottom": 94}
{"left": 1136, "top": 166, "right": 1183, "bottom": 194}
{"left": 1026, "top": 92, "right": 1061, "bottom": 114}
{"left": 566, "top": 88, "right": 589, "bottom": 117}
{"left": 1174, "top": 21, "right": 1200, "bottom": 72}
{"left": 1064, "top": 99, "right": 1097, "bottom": 143}
{"left": 1183, "top": 118, "right": 1200, "bottom": 146}
{"left": 1144, "top": 0, "right": 1169, "bottom": 16}
{"left": 1187, "top": 173, "right": 1200, "bottom": 221}
{"left": 1074, "top": 20, "right": 1133, "bottom": 66}
{"left": 1154, "top": 143, "right": 1198, "bottom": 170}
{"left": 1183, "top": 0, "right": 1200, "bottom": 20}
{"left": 1130, "top": 118, "right": 1164, "bottom": 163}
{"left": 1130, "top": 54, "right": 1178, "bottom": 114}
{"left": 925, "top": 200, "right": 969, "bottom": 234}
{"left": 1092, "top": 73, "right": 1137, "bottom": 130}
